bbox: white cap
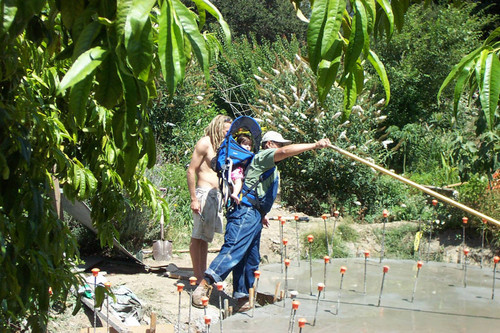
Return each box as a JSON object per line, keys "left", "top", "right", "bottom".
{"left": 262, "top": 131, "right": 292, "bottom": 145}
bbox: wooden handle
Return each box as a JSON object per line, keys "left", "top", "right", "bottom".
{"left": 328, "top": 144, "right": 500, "bottom": 226}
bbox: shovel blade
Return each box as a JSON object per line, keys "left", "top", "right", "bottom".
{"left": 153, "top": 240, "right": 172, "bottom": 261}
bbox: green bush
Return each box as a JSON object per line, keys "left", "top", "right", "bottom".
{"left": 376, "top": 224, "right": 420, "bottom": 259}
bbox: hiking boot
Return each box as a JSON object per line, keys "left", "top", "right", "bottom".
{"left": 192, "top": 279, "right": 213, "bottom": 308}
{"left": 236, "top": 297, "right": 251, "bottom": 313}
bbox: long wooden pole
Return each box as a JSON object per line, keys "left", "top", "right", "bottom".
{"left": 327, "top": 144, "right": 500, "bottom": 227}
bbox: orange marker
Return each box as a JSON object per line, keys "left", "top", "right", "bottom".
{"left": 189, "top": 276, "right": 197, "bottom": 286}
{"left": 336, "top": 267, "right": 347, "bottom": 315}
{"left": 313, "top": 284, "right": 324, "bottom": 325}
{"left": 298, "top": 318, "right": 307, "bottom": 332}
{"left": 363, "top": 250, "right": 370, "bottom": 294}
{"left": 378, "top": 266, "right": 390, "bottom": 306}
{"left": 411, "top": 261, "right": 423, "bottom": 302}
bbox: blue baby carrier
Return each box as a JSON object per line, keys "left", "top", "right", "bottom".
{"left": 212, "top": 116, "right": 278, "bottom": 215}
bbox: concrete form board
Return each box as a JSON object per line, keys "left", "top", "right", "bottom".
{"left": 221, "top": 258, "right": 500, "bottom": 332}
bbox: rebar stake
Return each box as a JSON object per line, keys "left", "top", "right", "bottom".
{"left": 251, "top": 270, "right": 260, "bottom": 318}
{"left": 313, "top": 283, "right": 324, "bottom": 326}
{"left": 380, "top": 209, "right": 388, "bottom": 263}
{"left": 336, "top": 266, "right": 346, "bottom": 315}
{"left": 463, "top": 248, "right": 470, "bottom": 288}
{"left": 298, "top": 318, "right": 307, "bottom": 333}
{"left": 201, "top": 296, "right": 209, "bottom": 317}
{"left": 288, "top": 301, "right": 300, "bottom": 333}
{"left": 378, "top": 266, "right": 389, "bottom": 307}
{"left": 91, "top": 268, "right": 100, "bottom": 333}
{"left": 294, "top": 215, "right": 301, "bottom": 267}
{"left": 363, "top": 251, "right": 370, "bottom": 294}
{"left": 330, "top": 211, "right": 340, "bottom": 256}
{"left": 279, "top": 216, "right": 284, "bottom": 273}
{"left": 411, "top": 261, "right": 423, "bottom": 303}
{"left": 493, "top": 256, "right": 499, "bottom": 299}
{"left": 176, "top": 283, "right": 184, "bottom": 333}
{"left": 188, "top": 276, "right": 197, "bottom": 330}
{"left": 216, "top": 282, "right": 224, "bottom": 332}
{"left": 284, "top": 259, "right": 290, "bottom": 307}
{"left": 307, "top": 235, "right": 314, "bottom": 296}
{"left": 481, "top": 218, "right": 487, "bottom": 268}
{"left": 204, "top": 316, "right": 211, "bottom": 333}
{"left": 287, "top": 291, "right": 298, "bottom": 329}
{"left": 322, "top": 214, "right": 330, "bottom": 255}
{"left": 428, "top": 200, "right": 438, "bottom": 262}
{"left": 104, "top": 282, "right": 111, "bottom": 333}
{"left": 462, "top": 217, "right": 468, "bottom": 269}
{"left": 323, "top": 256, "right": 330, "bottom": 299}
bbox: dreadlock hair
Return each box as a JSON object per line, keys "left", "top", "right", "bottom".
{"left": 204, "top": 115, "right": 232, "bottom": 149}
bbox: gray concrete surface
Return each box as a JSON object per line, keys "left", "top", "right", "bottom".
{"left": 220, "top": 258, "right": 500, "bottom": 332}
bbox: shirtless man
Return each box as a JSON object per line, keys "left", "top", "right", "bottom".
{"left": 187, "top": 115, "right": 232, "bottom": 281}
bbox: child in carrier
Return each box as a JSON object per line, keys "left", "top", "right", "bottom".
{"left": 230, "top": 134, "right": 253, "bottom": 204}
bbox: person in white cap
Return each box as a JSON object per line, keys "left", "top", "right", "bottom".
{"left": 192, "top": 130, "right": 331, "bottom": 311}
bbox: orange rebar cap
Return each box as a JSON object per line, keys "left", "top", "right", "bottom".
{"left": 298, "top": 318, "right": 307, "bottom": 328}
{"left": 189, "top": 276, "right": 197, "bottom": 286}
{"left": 294, "top": 215, "right": 299, "bottom": 220}
{"left": 383, "top": 209, "right": 389, "bottom": 218}
{"left": 334, "top": 210, "right": 340, "bottom": 217}
{"left": 307, "top": 235, "right": 314, "bottom": 243}
{"left": 177, "top": 283, "right": 185, "bottom": 292}
{"left": 364, "top": 250, "right": 370, "bottom": 258}
{"left": 104, "top": 282, "right": 112, "bottom": 290}
{"left": 463, "top": 248, "right": 470, "bottom": 256}
{"left": 340, "top": 266, "right": 347, "bottom": 274}
{"left": 432, "top": 199, "right": 438, "bottom": 206}
{"left": 317, "top": 283, "right": 325, "bottom": 291}
{"left": 254, "top": 270, "right": 261, "bottom": 279}
{"left": 204, "top": 316, "right": 211, "bottom": 325}
{"left": 324, "top": 256, "right": 330, "bottom": 263}
{"left": 91, "top": 268, "right": 100, "bottom": 277}
{"left": 321, "top": 214, "right": 328, "bottom": 220}
{"left": 216, "top": 282, "right": 224, "bottom": 291}
{"left": 201, "top": 296, "right": 209, "bottom": 306}
{"left": 292, "top": 300, "right": 300, "bottom": 310}
{"left": 462, "top": 216, "right": 468, "bottom": 224}
{"left": 417, "top": 261, "right": 423, "bottom": 269}
{"left": 383, "top": 266, "right": 390, "bottom": 273}
{"left": 284, "top": 259, "right": 291, "bottom": 267}
{"left": 283, "top": 238, "right": 288, "bottom": 246}
{"left": 494, "top": 256, "right": 500, "bottom": 264}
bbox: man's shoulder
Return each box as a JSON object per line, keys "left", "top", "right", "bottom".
{"left": 195, "top": 136, "right": 212, "bottom": 151}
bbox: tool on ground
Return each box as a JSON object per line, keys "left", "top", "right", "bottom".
{"left": 327, "top": 144, "right": 499, "bottom": 226}
{"left": 204, "top": 316, "right": 211, "bottom": 333}
{"left": 378, "top": 266, "right": 389, "bottom": 307}
{"left": 251, "top": 270, "right": 261, "bottom": 317}
{"left": 91, "top": 267, "right": 100, "bottom": 333}
{"left": 481, "top": 218, "right": 487, "bottom": 268}
{"left": 492, "top": 256, "right": 499, "bottom": 299}
{"left": 201, "top": 296, "right": 209, "bottom": 316}
{"left": 336, "top": 266, "right": 346, "bottom": 315}
{"left": 462, "top": 217, "right": 468, "bottom": 269}
{"left": 295, "top": 215, "right": 301, "bottom": 267}
{"left": 308, "top": 235, "right": 314, "bottom": 296}
{"left": 176, "top": 283, "right": 184, "bottom": 333}
{"left": 322, "top": 214, "right": 330, "bottom": 255}
{"left": 329, "top": 211, "right": 340, "bottom": 256}
{"left": 152, "top": 207, "right": 173, "bottom": 261}
{"left": 284, "top": 259, "right": 291, "bottom": 307}
{"left": 313, "top": 283, "right": 324, "bottom": 326}
{"left": 323, "top": 256, "right": 330, "bottom": 299}
{"left": 279, "top": 216, "right": 284, "bottom": 273}
{"left": 216, "top": 282, "right": 224, "bottom": 332}
{"left": 298, "top": 318, "right": 307, "bottom": 333}
{"left": 411, "top": 261, "right": 423, "bottom": 303}
{"left": 380, "top": 209, "right": 388, "bottom": 263}
{"left": 363, "top": 251, "right": 370, "bottom": 294}
{"left": 288, "top": 300, "right": 300, "bottom": 333}
{"left": 463, "top": 248, "right": 470, "bottom": 287}
{"left": 188, "top": 276, "right": 197, "bottom": 329}
{"left": 104, "top": 282, "right": 111, "bottom": 333}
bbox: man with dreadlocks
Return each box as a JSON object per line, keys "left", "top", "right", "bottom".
{"left": 187, "top": 115, "right": 233, "bottom": 282}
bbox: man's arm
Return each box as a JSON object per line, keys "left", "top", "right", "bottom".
{"left": 273, "top": 139, "right": 331, "bottom": 162}
{"left": 187, "top": 137, "right": 209, "bottom": 214}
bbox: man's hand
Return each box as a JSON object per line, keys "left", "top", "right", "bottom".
{"left": 315, "top": 138, "right": 331, "bottom": 149}
{"left": 261, "top": 216, "right": 270, "bottom": 228}
{"left": 190, "top": 200, "right": 201, "bottom": 214}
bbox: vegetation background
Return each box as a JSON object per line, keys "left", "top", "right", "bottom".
{"left": 0, "top": 0, "right": 498, "bottom": 331}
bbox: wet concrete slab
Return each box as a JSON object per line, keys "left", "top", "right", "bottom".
{"left": 221, "top": 258, "right": 500, "bottom": 332}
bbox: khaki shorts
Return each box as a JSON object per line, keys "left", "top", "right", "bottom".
{"left": 192, "top": 187, "right": 223, "bottom": 242}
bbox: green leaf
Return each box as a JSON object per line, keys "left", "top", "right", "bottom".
{"left": 437, "top": 46, "right": 484, "bottom": 102}
{"left": 484, "top": 26, "right": 500, "bottom": 45}
{"left": 480, "top": 52, "right": 500, "bottom": 131}
{"left": 69, "top": 75, "right": 93, "bottom": 127}
{"left": 58, "top": 47, "right": 109, "bottom": 94}
{"left": 124, "top": 0, "right": 155, "bottom": 77}
{"left": 158, "top": 0, "right": 186, "bottom": 95}
{"left": 392, "top": 0, "right": 409, "bottom": 33}
{"left": 73, "top": 21, "right": 102, "bottom": 60}
{"left": 343, "top": 72, "right": 358, "bottom": 119}
{"left": 317, "top": 39, "right": 343, "bottom": 103}
{"left": 307, "top": 0, "right": 346, "bottom": 73}
{"left": 452, "top": 62, "right": 474, "bottom": 118}
{"left": 360, "top": 0, "right": 376, "bottom": 34}
{"left": 172, "top": 0, "right": 210, "bottom": 80}
{"left": 375, "top": 0, "right": 394, "bottom": 37}
{"left": 344, "top": 0, "right": 368, "bottom": 76}
{"left": 95, "top": 55, "right": 123, "bottom": 109}
{"left": 60, "top": 0, "right": 85, "bottom": 29}
{"left": 367, "top": 49, "right": 390, "bottom": 105}
{"left": 192, "top": 0, "right": 231, "bottom": 44}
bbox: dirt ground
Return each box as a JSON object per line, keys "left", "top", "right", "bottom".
{"left": 47, "top": 204, "right": 494, "bottom": 332}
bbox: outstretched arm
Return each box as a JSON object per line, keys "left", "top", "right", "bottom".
{"left": 273, "top": 138, "right": 331, "bottom": 162}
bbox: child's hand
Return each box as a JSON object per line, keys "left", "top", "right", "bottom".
{"left": 230, "top": 194, "right": 240, "bottom": 205}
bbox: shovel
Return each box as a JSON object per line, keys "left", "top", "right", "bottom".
{"left": 153, "top": 209, "right": 172, "bottom": 261}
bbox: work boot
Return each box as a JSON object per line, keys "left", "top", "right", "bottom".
{"left": 192, "top": 279, "right": 213, "bottom": 308}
